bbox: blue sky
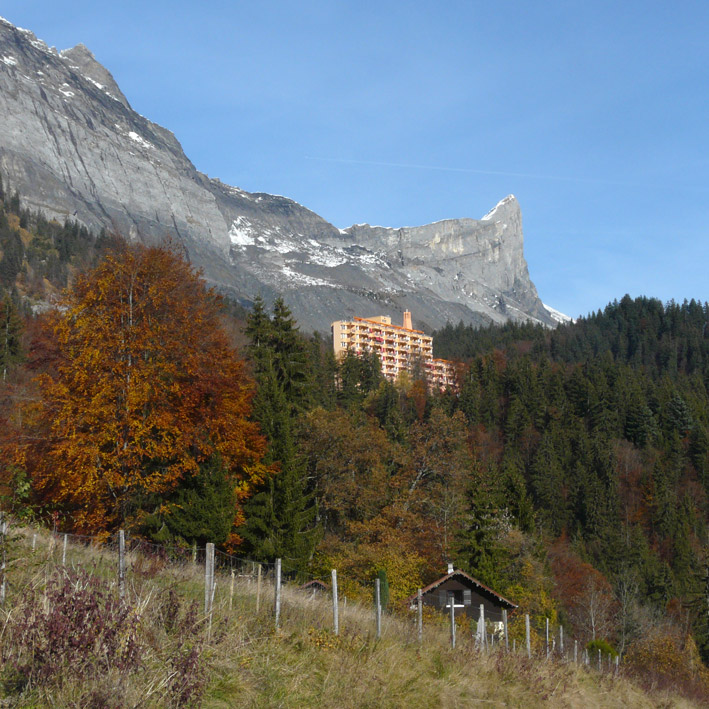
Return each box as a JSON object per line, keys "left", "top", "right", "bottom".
{"left": 3, "top": 1, "right": 708, "bottom": 319}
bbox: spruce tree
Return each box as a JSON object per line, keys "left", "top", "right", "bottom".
{"left": 270, "top": 297, "right": 310, "bottom": 410}
{"left": 245, "top": 294, "right": 273, "bottom": 375}
{"left": 243, "top": 300, "right": 321, "bottom": 569}
{"left": 530, "top": 431, "right": 569, "bottom": 535}
{"left": 142, "top": 455, "right": 238, "bottom": 546}
{"left": 0, "top": 291, "right": 21, "bottom": 382}
{"left": 241, "top": 357, "right": 319, "bottom": 570}
{"left": 455, "top": 462, "right": 505, "bottom": 589}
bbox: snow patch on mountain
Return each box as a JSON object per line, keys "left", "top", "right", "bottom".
{"left": 279, "top": 265, "right": 334, "bottom": 288}
{"left": 543, "top": 303, "right": 573, "bottom": 324}
{"left": 229, "top": 218, "right": 383, "bottom": 270}
{"left": 127, "top": 132, "right": 154, "bottom": 150}
{"left": 229, "top": 216, "right": 256, "bottom": 246}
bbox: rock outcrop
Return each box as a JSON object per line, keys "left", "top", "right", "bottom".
{"left": 0, "top": 17, "right": 554, "bottom": 332}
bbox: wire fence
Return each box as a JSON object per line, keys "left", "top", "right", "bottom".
{"left": 8, "top": 521, "right": 623, "bottom": 674}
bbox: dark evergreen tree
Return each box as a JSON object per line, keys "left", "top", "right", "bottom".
{"left": 337, "top": 349, "right": 383, "bottom": 407}
{"left": 455, "top": 462, "right": 505, "bottom": 589}
{"left": 243, "top": 300, "right": 322, "bottom": 570}
{"left": 530, "top": 431, "right": 569, "bottom": 535}
{"left": 0, "top": 291, "right": 21, "bottom": 382}
{"left": 141, "top": 456, "right": 239, "bottom": 547}
{"left": 270, "top": 297, "right": 310, "bottom": 410}
{"left": 245, "top": 295, "right": 273, "bottom": 374}
{"left": 241, "top": 357, "right": 320, "bottom": 571}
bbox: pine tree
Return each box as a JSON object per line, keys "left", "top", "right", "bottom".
{"left": 142, "top": 455, "right": 238, "bottom": 546}
{"left": 501, "top": 451, "right": 534, "bottom": 531}
{"left": 530, "top": 431, "right": 569, "bottom": 535}
{"left": 0, "top": 292, "right": 21, "bottom": 382}
{"left": 241, "top": 357, "right": 319, "bottom": 570}
{"left": 245, "top": 295, "right": 272, "bottom": 375}
{"left": 455, "top": 462, "right": 505, "bottom": 589}
{"left": 270, "top": 297, "right": 310, "bottom": 410}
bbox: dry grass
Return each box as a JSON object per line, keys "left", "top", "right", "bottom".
{"left": 0, "top": 528, "right": 704, "bottom": 708}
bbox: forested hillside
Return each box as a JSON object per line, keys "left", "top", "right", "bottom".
{"left": 0, "top": 183, "right": 706, "bottom": 699}
{"left": 434, "top": 299, "right": 709, "bottom": 661}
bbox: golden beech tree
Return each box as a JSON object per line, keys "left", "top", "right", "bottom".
{"left": 16, "top": 241, "right": 267, "bottom": 534}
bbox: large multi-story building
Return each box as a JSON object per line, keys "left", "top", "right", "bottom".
{"left": 331, "top": 311, "right": 457, "bottom": 390}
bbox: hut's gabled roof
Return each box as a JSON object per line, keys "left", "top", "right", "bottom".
{"left": 299, "top": 579, "right": 329, "bottom": 592}
{"left": 408, "top": 569, "right": 517, "bottom": 610}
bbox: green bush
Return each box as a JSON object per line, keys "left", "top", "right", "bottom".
{"left": 586, "top": 638, "right": 618, "bottom": 659}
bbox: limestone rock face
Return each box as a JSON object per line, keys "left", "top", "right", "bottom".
{"left": 0, "top": 17, "right": 553, "bottom": 332}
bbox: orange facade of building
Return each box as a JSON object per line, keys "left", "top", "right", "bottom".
{"left": 331, "top": 311, "right": 457, "bottom": 390}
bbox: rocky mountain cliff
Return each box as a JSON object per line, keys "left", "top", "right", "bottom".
{"left": 0, "top": 17, "right": 554, "bottom": 332}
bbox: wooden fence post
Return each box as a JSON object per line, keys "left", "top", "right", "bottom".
{"left": 229, "top": 568, "right": 235, "bottom": 612}
{"left": 332, "top": 569, "right": 339, "bottom": 636}
{"left": 32, "top": 533, "right": 36, "bottom": 553}
{"left": 525, "top": 614, "right": 531, "bottom": 658}
{"left": 513, "top": 638, "right": 516, "bottom": 653}
{"left": 204, "top": 543, "right": 215, "bottom": 616}
{"left": 274, "top": 559, "right": 282, "bottom": 629}
{"left": 374, "top": 577, "right": 381, "bottom": 639}
{"left": 615, "top": 655, "right": 619, "bottom": 674}
{"left": 256, "top": 563, "right": 262, "bottom": 613}
{"left": 502, "top": 609, "right": 509, "bottom": 652}
{"left": 559, "top": 625, "right": 564, "bottom": 657}
{"left": 208, "top": 577, "right": 217, "bottom": 641}
{"left": 598, "top": 648, "right": 602, "bottom": 672}
{"left": 479, "top": 604, "right": 486, "bottom": 651}
{"left": 574, "top": 639, "right": 578, "bottom": 664}
{"left": 545, "top": 617, "right": 549, "bottom": 659}
{"left": 417, "top": 588, "right": 423, "bottom": 644}
{"left": 0, "top": 514, "right": 6, "bottom": 606}
{"left": 449, "top": 592, "right": 456, "bottom": 649}
{"left": 62, "top": 533, "right": 68, "bottom": 566}
{"left": 118, "top": 529, "right": 125, "bottom": 600}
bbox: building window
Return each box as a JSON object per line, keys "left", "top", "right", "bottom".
{"left": 445, "top": 590, "right": 466, "bottom": 608}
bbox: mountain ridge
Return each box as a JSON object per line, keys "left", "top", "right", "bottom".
{"left": 0, "top": 16, "right": 555, "bottom": 332}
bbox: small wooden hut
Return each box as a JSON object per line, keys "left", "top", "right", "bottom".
{"left": 298, "top": 579, "right": 329, "bottom": 595}
{"left": 409, "top": 565, "right": 517, "bottom": 625}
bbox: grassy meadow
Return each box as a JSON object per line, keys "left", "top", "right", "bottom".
{"left": 0, "top": 527, "right": 703, "bottom": 708}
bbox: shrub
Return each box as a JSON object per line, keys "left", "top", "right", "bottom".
{"left": 586, "top": 638, "right": 618, "bottom": 659}
{"left": 3, "top": 569, "right": 142, "bottom": 689}
{"left": 624, "top": 629, "right": 709, "bottom": 699}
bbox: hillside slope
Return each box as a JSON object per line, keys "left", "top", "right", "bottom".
{"left": 1, "top": 527, "right": 702, "bottom": 708}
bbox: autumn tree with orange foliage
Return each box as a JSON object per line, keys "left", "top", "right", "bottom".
{"left": 16, "top": 241, "right": 267, "bottom": 537}
{"left": 549, "top": 538, "right": 617, "bottom": 642}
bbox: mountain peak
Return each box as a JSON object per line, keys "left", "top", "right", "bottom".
{"left": 60, "top": 43, "right": 130, "bottom": 108}
{"left": 481, "top": 194, "right": 518, "bottom": 221}
{"left": 0, "top": 18, "right": 554, "bottom": 331}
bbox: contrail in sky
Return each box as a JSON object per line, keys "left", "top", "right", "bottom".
{"left": 304, "top": 156, "right": 632, "bottom": 186}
